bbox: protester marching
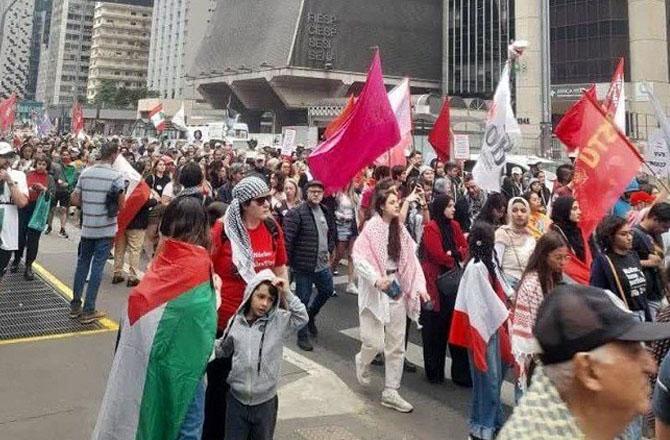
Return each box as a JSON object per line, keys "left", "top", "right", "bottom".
{"left": 4, "top": 44, "right": 670, "bottom": 440}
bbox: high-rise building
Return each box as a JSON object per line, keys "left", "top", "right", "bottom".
{"left": 0, "top": 0, "right": 36, "bottom": 98}
{"left": 25, "top": 0, "right": 51, "bottom": 100}
{"left": 86, "top": 0, "right": 153, "bottom": 102}
{"left": 35, "top": 0, "right": 94, "bottom": 106}
{"left": 146, "top": 0, "right": 187, "bottom": 99}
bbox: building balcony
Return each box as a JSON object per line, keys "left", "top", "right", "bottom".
{"left": 89, "top": 60, "right": 148, "bottom": 72}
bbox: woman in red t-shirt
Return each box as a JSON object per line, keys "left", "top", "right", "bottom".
{"left": 203, "top": 175, "right": 288, "bottom": 440}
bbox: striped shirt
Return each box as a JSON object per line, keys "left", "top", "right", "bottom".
{"left": 74, "top": 164, "right": 125, "bottom": 239}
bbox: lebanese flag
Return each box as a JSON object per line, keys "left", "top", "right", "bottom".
{"left": 309, "top": 50, "right": 400, "bottom": 193}
{"left": 324, "top": 95, "right": 355, "bottom": 140}
{"left": 448, "top": 261, "right": 511, "bottom": 372}
{"left": 428, "top": 97, "right": 450, "bottom": 161}
{"left": 113, "top": 154, "right": 151, "bottom": 238}
{"left": 602, "top": 58, "right": 626, "bottom": 132}
{"left": 375, "top": 78, "right": 412, "bottom": 167}
{"left": 92, "top": 239, "right": 217, "bottom": 440}
{"left": 0, "top": 94, "right": 17, "bottom": 134}
{"left": 149, "top": 103, "right": 166, "bottom": 132}
{"left": 554, "top": 84, "right": 596, "bottom": 152}
{"left": 71, "top": 100, "right": 84, "bottom": 135}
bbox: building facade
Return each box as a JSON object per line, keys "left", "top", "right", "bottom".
{"left": 35, "top": 0, "right": 94, "bottom": 105}
{"left": 146, "top": 0, "right": 185, "bottom": 99}
{"left": 25, "top": 0, "right": 51, "bottom": 100}
{"left": 0, "top": 0, "right": 36, "bottom": 98}
{"left": 86, "top": 0, "right": 152, "bottom": 102}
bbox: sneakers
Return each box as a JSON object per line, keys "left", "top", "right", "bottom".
{"left": 403, "top": 359, "right": 418, "bottom": 373}
{"left": 80, "top": 310, "right": 106, "bottom": 324}
{"left": 297, "top": 335, "right": 313, "bottom": 352}
{"left": 381, "top": 389, "right": 413, "bottom": 413}
{"left": 346, "top": 282, "right": 358, "bottom": 295}
{"left": 9, "top": 261, "right": 19, "bottom": 273}
{"left": 45, "top": 225, "right": 52, "bottom": 235}
{"left": 355, "top": 353, "right": 371, "bottom": 386}
{"left": 58, "top": 228, "right": 68, "bottom": 239}
{"left": 111, "top": 274, "right": 125, "bottom": 285}
{"left": 127, "top": 278, "right": 140, "bottom": 288}
{"left": 307, "top": 313, "right": 318, "bottom": 336}
{"left": 69, "top": 304, "right": 83, "bottom": 319}
{"left": 24, "top": 267, "right": 34, "bottom": 281}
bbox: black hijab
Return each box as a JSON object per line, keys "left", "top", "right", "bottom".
{"left": 550, "top": 195, "right": 585, "bottom": 261}
{"left": 430, "top": 194, "right": 461, "bottom": 262}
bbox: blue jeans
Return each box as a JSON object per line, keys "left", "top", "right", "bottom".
{"left": 294, "top": 268, "right": 333, "bottom": 338}
{"left": 178, "top": 379, "right": 205, "bottom": 440}
{"left": 468, "top": 332, "right": 507, "bottom": 440}
{"left": 71, "top": 237, "right": 113, "bottom": 313}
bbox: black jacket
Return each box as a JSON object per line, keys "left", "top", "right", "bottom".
{"left": 283, "top": 202, "right": 336, "bottom": 273}
{"left": 128, "top": 199, "right": 158, "bottom": 230}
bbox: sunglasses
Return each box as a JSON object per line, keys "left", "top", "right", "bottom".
{"left": 252, "top": 195, "right": 271, "bottom": 204}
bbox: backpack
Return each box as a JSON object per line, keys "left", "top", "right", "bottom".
{"left": 220, "top": 217, "right": 280, "bottom": 252}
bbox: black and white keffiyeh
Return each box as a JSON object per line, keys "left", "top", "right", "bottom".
{"left": 223, "top": 176, "right": 270, "bottom": 283}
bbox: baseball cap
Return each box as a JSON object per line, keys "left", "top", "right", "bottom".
{"left": 305, "top": 180, "right": 324, "bottom": 191}
{"left": 535, "top": 285, "right": 670, "bottom": 365}
{"left": 511, "top": 166, "right": 522, "bottom": 175}
{"left": 0, "top": 142, "right": 15, "bottom": 156}
{"left": 630, "top": 191, "right": 655, "bottom": 206}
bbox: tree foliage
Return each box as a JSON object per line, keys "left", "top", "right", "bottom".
{"left": 90, "top": 80, "right": 159, "bottom": 108}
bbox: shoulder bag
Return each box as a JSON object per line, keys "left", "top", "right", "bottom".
{"left": 436, "top": 249, "right": 463, "bottom": 300}
{"left": 604, "top": 254, "right": 631, "bottom": 310}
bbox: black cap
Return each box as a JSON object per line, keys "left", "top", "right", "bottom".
{"left": 535, "top": 284, "right": 670, "bottom": 365}
{"left": 305, "top": 180, "right": 324, "bottom": 191}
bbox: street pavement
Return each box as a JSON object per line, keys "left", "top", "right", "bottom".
{"left": 0, "top": 222, "right": 506, "bottom": 440}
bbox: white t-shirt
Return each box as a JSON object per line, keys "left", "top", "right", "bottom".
{"left": 162, "top": 181, "right": 174, "bottom": 199}
{"left": 0, "top": 169, "right": 29, "bottom": 251}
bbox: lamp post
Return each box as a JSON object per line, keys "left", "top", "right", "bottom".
{"left": 539, "top": 0, "right": 552, "bottom": 157}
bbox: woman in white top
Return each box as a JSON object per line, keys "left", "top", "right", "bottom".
{"left": 494, "top": 197, "right": 536, "bottom": 290}
{"left": 352, "top": 186, "right": 429, "bottom": 413}
{"left": 331, "top": 182, "right": 359, "bottom": 294}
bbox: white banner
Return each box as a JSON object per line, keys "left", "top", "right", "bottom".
{"left": 453, "top": 134, "right": 470, "bottom": 160}
{"left": 646, "top": 129, "right": 670, "bottom": 178}
{"left": 281, "top": 128, "right": 297, "bottom": 156}
{"left": 472, "top": 64, "right": 521, "bottom": 192}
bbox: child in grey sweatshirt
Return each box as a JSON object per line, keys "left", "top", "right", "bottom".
{"left": 216, "top": 269, "right": 308, "bottom": 440}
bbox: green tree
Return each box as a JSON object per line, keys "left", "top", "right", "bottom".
{"left": 91, "top": 80, "right": 118, "bottom": 107}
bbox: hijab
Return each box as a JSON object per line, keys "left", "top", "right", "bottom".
{"left": 430, "top": 194, "right": 461, "bottom": 261}
{"left": 550, "top": 195, "right": 585, "bottom": 261}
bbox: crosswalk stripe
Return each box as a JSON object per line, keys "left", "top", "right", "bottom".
{"left": 340, "top": 326, "right": 516, "bottom": 405}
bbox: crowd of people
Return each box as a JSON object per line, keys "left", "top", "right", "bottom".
{"left": 5, "top": 133, "right": 670, "bottom": 439}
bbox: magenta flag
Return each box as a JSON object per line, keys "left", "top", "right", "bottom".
{"left": 308, "top": 50, "right": 400, "bottom": 192}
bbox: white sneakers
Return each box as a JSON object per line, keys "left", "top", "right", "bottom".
{"left": 346, "top": 282, "right": 358, "bottom": 294}
{"left": 355, "top": 353, "right": 371, "bottom": 386}
{"left": 381, "top": 389, "right": 414, "bottom": 413}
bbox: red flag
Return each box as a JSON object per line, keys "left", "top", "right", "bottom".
{"left": 428, "top": 98, "right": 450, "bottom": 161}
{"left": 324, "top": 95, "right": 355, "bottom": 140}
{"left": 0, "top": 94, "right": 17, "bottom": 134}
{"left": 308, "top": 50, "right": 400, "bottom": 193}
{"left": 113, "top": 154, "right": 151, "bottom": 239}
{"left": 554, "top": 85, "right": 596, "bottom": 151}
{"left": 602, "top": 58, "right": 625, "bottom": 131}
{"left": 71, "top": 101, "right": 84, "bottom": 135}
{"left": 573, "top": 92, "right": 643, "bottom": 247}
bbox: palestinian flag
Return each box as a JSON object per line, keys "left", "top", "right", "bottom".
{"left": 149, "top": 103, "right": 166, "bottom": 132}
{"left": 92, "top": 240, "right": 217, "bottom": 440}
{"left": 113, "top": 154, "right": 151, "bottom": 239}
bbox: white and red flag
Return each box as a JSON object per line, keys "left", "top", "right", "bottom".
{"left": 375, "top": 78, "right": 412, "bottom": 167}
{"left": 602, "top": 57, "right": 626, "bottom": 133}
{"left": 149, "top": 103, "right": 166, "bottom": 132}
{"left": 113, "top": 154, "right": 151, "bottom": 239}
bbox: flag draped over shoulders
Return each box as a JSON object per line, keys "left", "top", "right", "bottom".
{"left": 92, "top": 239, "right": 217, "bottom": 440}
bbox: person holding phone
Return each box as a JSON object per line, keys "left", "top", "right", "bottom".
{"left": 352, "top": 186, "right": 429, "bottom": 413}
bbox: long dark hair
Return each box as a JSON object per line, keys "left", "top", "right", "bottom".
{"left": 468, "top": 222, "right": 497, "bottom": 278}
{"left": 596, "top": 215, "right": 627, "bottom": 254}
{"left": 518, "top": 231, "right": 566, "bottom": 296}
{"left": 430, "top": 194, "right": 460, "bottom": 261}
{"left": 374, "top": 186, "right": 401, "bottom": 262}
{"left": 476, "top": 193, "right": 506, "bottom": 227}
{"left": 550, "top": 196, "right": 585, "bottom": 261}
{"left": 160, "top": 196, "right": 211, "bottom": 250}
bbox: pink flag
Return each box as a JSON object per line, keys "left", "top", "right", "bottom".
{"left": 375, "top": 78, "right": 412, "bottom": 168}
{"left": 308, "top": 50, "right": 400, "bottom": 192}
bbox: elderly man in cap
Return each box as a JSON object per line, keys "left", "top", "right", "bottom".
{"left": 283, "top": 179, "right": 336, "bottom": 351}
{"left": 0, "top": 142, "right": 28, "bottom": 279}
{"left": 501, "top": 166, "right": 524, "bottom": 201}
{"left": 498, "top": 284, "right": 670, "bottom": 440}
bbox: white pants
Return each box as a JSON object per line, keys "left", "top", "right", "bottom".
{"left": 358, "top": 299, "right": 406, "bottom": 390}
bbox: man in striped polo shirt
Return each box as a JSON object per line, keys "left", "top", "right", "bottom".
{"left": 70, "top": 142, "right": 125, "bottom": 324}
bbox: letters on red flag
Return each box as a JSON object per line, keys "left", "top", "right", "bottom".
{"left": 554, "top": 85, "right": 596, "bottom": 151}
{"left": 71, "top": 101, "right": 84, "bottom": 135}
{"left": 572, "top": 93, "right": 643, "bottom": 246}
{"left": 428, "top": 98, "right": 450, "bottom": 161}
{"left": 0, "top": 94, "right": 17, "bottom": 134}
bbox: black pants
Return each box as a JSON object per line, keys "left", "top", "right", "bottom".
{"left": 0, "top": 248, "right": 12, "bottom": 277}
{"left": 15, "top": 202, "right": 41, "bottom": 268}
{"left": 202, "top": 334, "right": 232, "bottom": 440}
{"left": 224, "top": 394, "right": 278, "bottom": 440}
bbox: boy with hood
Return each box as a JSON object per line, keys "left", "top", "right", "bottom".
{"left": 216, "top": 270, "right": 308, "bottom": 440}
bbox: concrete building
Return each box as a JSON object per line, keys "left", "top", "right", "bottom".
{"left": 0, "top": 0, "right": 36, "bottom": 98}
{"left": 86, "top": 0, "right": 153, "bottom": 102}
{"left": 25, "top": 0, "right": 51, "bottom": 100}
{"left": 35, "top": 0, "right": 94, "bottom": 105}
